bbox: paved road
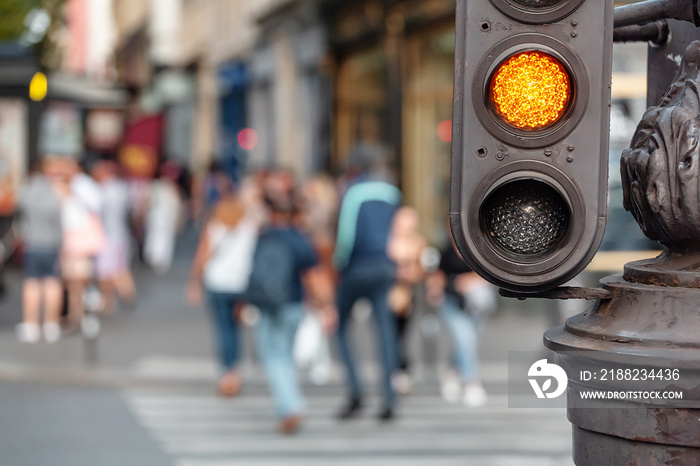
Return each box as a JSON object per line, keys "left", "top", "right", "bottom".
{"left": 0, "top": 229, "right": 578, "bottom": 465}
{"left": 0, "top": 382, "right": 170, "bottom": 466}
{"left": 0, "top": 379, "right": 573, "bottom": 466}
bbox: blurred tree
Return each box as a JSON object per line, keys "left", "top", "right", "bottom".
{"left": 0, "top": 0, "right": 33, "bottom": 40}
{"left": 0, "top": 0, "right": 65, "bottom": 65}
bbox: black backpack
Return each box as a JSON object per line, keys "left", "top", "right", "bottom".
{"left": 245, "top": 229, "right": 295, "bottom": 312}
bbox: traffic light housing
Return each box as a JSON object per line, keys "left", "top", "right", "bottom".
{"left": 450, "top": 0, "right": 614, "bottom": 293}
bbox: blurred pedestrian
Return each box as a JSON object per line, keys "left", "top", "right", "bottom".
{"left": 387, "top": 206, "right": 427, "bottom": 395}
{"left": 15, "top": 159, "right": 63, "bottom": 343}
{"left": 126, "top": 178, "right": 150, "bottom": 263}
{"left": 246, "top": 182, "right": 335, "bottom": 435}
{"left": 426, "top": 240, "right": 494, "bottom": 407}
{"left": 0, "top": 211, "right": 13, "bottom": 299}
{"left": 295, "top": 176, "right": 338, "bottom": 385}
{"left": 58, "top": 161, "right": 105, "bottom": 328}
{"left": 191, "top": 160, "right": 233, "bottom": 222}
{"left": 300, "top": 175, "right": 337, "bottom": 269}
{"left": 92, "top": 160, "right": 135, "bottom": 313}
{"left": 144, "top": 162, "right": 182, "bottom": 274}
{"left": 334, "top": 164, "right": 402, "bottom": 421}
{"left": 187, "top": 187, "right": 259, "bottom": 397}
{"left": 0, "top": 143, "right": 18, "bottom": 299}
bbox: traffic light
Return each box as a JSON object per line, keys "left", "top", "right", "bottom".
{"left": 450, "top": 0, "right": 614, "bottom": 293}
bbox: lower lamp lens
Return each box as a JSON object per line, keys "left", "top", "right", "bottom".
{"left": 508, "top": 0, "right": 564, "bottom": 9}
{"left": 482, "top": 179, "right": 570, "bottom": 257}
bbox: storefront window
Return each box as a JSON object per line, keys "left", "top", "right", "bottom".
{"left": 404, "top": 27, "right": 455, "bottom": 245}
{"left": 334, "top": 48, "right": 390, "bottom": 170}
{"left": 39, "top": 102, "right": 83, "bottom": 158}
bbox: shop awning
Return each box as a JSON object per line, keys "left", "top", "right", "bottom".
{"left": 47, "top": 74, "right": 128, "bottom": 109}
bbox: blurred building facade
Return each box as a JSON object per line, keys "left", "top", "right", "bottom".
{"left": 110, "top": 0, "right": 458, "bottom": 240}
{"left": 106, "top": 0, "right": 648, "bottom": 244}
{"left": 112, "top": 0, "right": 290, "bottom": 175}
{"left": 322, "top": 0, "right": 456, "bottom": 243}
{"left": 246, "top": 0, "right": 457, "bottom": 242}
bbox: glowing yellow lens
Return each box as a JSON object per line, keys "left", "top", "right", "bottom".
{"left": 490, "top": 51, "right": 571, "bottom": 130}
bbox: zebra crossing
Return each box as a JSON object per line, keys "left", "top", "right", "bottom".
{"left": 123, "top": 384, "right": 575, "bottom": 466}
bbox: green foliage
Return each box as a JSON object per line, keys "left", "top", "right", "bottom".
{"left": 0, "top": 0, "right": 66, "bottom": 66}
{"left": 0, "top": 0, "right": 44, "bottom": 41}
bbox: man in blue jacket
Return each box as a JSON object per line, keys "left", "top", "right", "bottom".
{"left": 334, "top": 171, "right": 401, "bottom": 421}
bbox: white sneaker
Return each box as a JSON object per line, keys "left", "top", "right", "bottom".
{"left": 43, "top": 322, "right": 61, "bottom": 343}
{"left": 392, "top": 371, "right": 412, "bottom": 396}
{"left": 441, "top": 371, "right": 462, "bottom": 404}
{"left": 463, "top": 383, "right": 488, "bottom": 408}
{"left": 16, "top": 323, "right": 41, "bottom": 343}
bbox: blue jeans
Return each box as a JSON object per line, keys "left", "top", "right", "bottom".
{"left": 206, "top": 290, "right": 242, "bottom": 371}
{"left": 256, "top": 303, "right": 305, "bottom": 418}
{"left": 440, "top": 295, "right": 480, "bottom": 382}
{"left": 336, "top": 262, "right": 397, "bottom": 408}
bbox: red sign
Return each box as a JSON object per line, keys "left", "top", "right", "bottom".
{"left": 119, "top": 115, "right": 163, "bottom": 179}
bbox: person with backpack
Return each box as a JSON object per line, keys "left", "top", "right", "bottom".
{"left": 246, "top": 179, "right": 335, "bottom": 435}
{"left": 188, "top": 189, "right": 259, "bottom": 397}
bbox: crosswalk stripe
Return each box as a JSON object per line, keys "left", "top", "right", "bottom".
{"left": 139, "top": 418, "right": 568, "bottom": 432}
{"left": 176, "top": 456, "right": 573, "bottom": 466}
{"left": 145, "top": 420, "right": 571, "bottom": 441}
{"left": 123, "top": 387, "right": 574, "bottom": 465}
{"left": 126, "top": 394, "right": 560, "bottom": 412}
{"left": 161, "top": 439, "right": 571, "bottom": 456}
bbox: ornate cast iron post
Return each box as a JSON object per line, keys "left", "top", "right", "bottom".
{"left": 545, "top": 40, "right": 700, "bottom": 464}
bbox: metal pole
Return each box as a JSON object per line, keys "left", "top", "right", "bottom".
{"left": 82, "top": 285, "right": 102, "bottom": 366}
{"left": 545, "top": 38, "right": 700, "bottom": 465}
{"left": 613, "top": 0, "right": 699, "bottom": 28}
{"left": 613, "top": 20, "right": 669, "bottom": 45}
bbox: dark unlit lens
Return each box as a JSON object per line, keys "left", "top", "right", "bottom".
{"left": 508, "top": 0, "right": 563, "bottom": 8}
{"left": 482, "top": 179, "right": 570, "bottom": 257}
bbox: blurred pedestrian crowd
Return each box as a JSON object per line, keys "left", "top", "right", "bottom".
{"left": 12, "top": 155, "right": 194, "bottom": 343}
{"left": 7, "top": 150, "right": 498, "bottom": 436}
{"left": 185, "top": 154, "right": 498, "bottom": 434}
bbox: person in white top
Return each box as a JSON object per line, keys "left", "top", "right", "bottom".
{"left": 92, "top": 160, "right": 136, "bottom": 313}
{"left": 57, "top": 161, "right": 105, "bottom": 328}
{"left": 144, "top": 163, "right": 182, "bottom": 274}
{"left": 187, "top": 186, "right": 259, "bottom": 397}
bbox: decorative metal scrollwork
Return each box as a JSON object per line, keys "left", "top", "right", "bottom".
{"left": 621, "top": 40, "right": 700, "bottom": 250}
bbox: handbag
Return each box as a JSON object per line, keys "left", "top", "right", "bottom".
{"left": 294, "top": 312, "right": 332, "bottom": 385}
{"left": 464, "top": 282, "right": 497, "bottom": 320}
{"left": 63, "top": 213, "right": 106, "bottom": 257}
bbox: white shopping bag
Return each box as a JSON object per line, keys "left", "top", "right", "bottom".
{"left": 464, "top": 282, "right": 498, "bottom": 320}
{"left": 294, "top": 312, "right": 332, "bottom": 385}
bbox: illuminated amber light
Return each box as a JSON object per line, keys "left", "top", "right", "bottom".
{"left": 490, "top": 51, "right": 571, "bottom": 130}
